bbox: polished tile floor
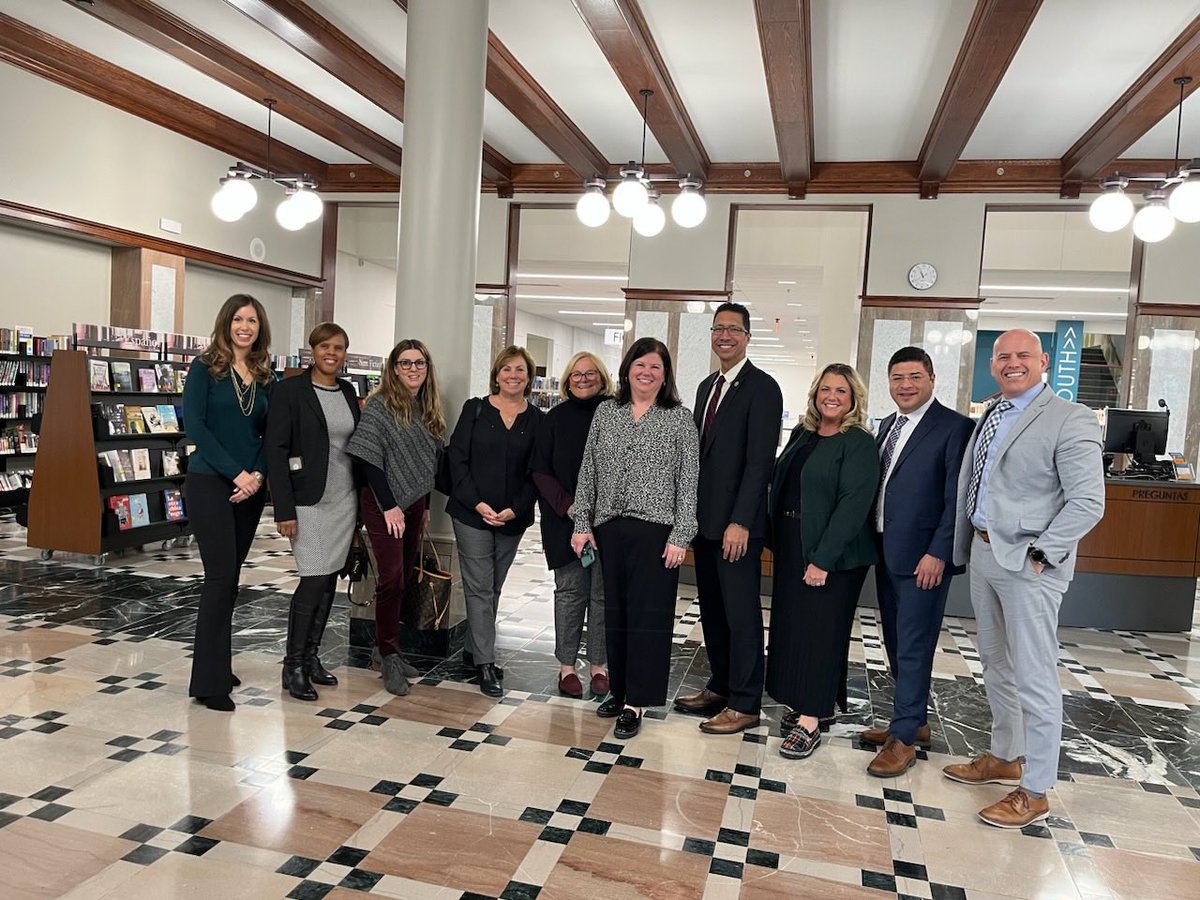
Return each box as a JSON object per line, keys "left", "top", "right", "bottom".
{"left": 0, "top": 515, "right": 1198, "bottom": 899}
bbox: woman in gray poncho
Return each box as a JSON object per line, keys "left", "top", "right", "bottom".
{"left": 346, "top": 339, "right": 446, "bottom": 695}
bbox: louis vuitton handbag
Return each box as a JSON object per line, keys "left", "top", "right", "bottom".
{"left": 401, "top": 530, "right": 452, "bottom": 630}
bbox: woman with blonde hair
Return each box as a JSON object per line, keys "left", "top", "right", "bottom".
{"left": 445, "top": 346, "right": 544, "bottom": 697}
{"left": 185, "top": 294, "right": 274, "bottom": 712}
{"left": 531, "top": 351, "right": 613, "bottom": 697}
{"left": 766, "top": 363, "right": 879, "bottom": 760}
{"left": 346, "top": 339, "right": 446, "bottom": 696}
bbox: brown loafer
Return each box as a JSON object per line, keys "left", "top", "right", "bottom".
{"left": 867, "top": 736, "right": 916, "bottom": 778}
{"left": 978, "top": 788, "right": 1050, "bottom": 828}
{"left": 558, "top": 672, "right": 583, "bottom": 698}
{"left": 861, "top": 723, "right": 932, "bottom": 749}
{"left": 673, "top": 688, "right": 727, "bottom": 717}
{"left": 589, "top": 672, "right": 609, "bottom": 697}
{"left": 699, "top": 707, "right": 760, "bottom": 735}
{"left": 942, "top": 753, "right": 1022, "bottom": 786}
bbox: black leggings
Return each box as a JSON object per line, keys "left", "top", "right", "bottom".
{"left": 186, "top": 472, "right": 265, "bottom": 698}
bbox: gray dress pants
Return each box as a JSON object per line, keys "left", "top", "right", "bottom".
{"left": 453, "top": 520, "right": 523, "bottom": 666}
{"left": 553, "top": 558, "right": 606, "bottom": 666}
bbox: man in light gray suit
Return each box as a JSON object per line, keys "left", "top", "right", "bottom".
{"left": 943, "top": 329, "right": 1104, "bottom": 828}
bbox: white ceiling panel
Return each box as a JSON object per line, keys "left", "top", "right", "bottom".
{"left": 161, "top": 0, "right": 404, "bottom": 147}
{"left": 7, "top": 0, "right": 362, "bottom": 163}
{"left": 303, "top": 0, "right": 410, "bottom": 78}
{"left": 1125, "top": 90, "right": 1200, "bottom": 158}
{"left": 488, "top": 0, "right": 668, "bottom": 164}
{"left": 481, "top": 95, "right": 560, "bottom": 163}
{"left": 811, "top": 0, "right": 974, "bottom": 161}
{"left": 964, "top": 0, "right": 1200, "bottom": 159}
{"left": 638, "top": 0, "right": 777, "bottom": 161}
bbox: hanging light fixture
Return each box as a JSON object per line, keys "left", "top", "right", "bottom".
{"left": 1088, "top": 76, "right": 1197, "bottom": 243}
{"left": 574, "top": 89, "right": 706, "bottom": 235}
{"left": 211, "top": 99, "right": 323, "bottom": 229}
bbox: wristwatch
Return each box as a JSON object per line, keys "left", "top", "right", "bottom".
{"left": 252, "top": 472, "right": 265, "bottom": 484}
{"left": 1027, "top": 546, "right": 1049, "bottom": 566}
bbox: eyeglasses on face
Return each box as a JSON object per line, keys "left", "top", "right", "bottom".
{"left": 396, "top": 359, "right": 427, "bottom": 370}
{"left": 569, "top": 370, "right": 599, "bottom": 381}
{"left": 710, "top": 325, "right": 748, "bottom": 336}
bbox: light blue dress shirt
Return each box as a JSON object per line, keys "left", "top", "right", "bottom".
{"left": 971, "top": 382, "right": 1046, "bottom": 530}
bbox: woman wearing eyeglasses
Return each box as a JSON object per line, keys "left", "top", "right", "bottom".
{"left": 346, "top": 339, "right": 446, "bottom": 697}
{"left": 531, "top": 352, "right": 613, "bottom": 698}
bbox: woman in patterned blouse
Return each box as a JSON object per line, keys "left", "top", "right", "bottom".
{"left": 572, "top": 337, "right": 700, "bottom": 740}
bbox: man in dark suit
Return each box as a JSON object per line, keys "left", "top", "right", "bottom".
{"left": 862, "top": 346, "right": 973, "bottom": 777}
{"left": 674, "top": 302, "right": 783, "bottom": 734}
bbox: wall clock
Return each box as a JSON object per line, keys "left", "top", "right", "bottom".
{"left": 907, "top": 262, "right": 937, "bottom": 291}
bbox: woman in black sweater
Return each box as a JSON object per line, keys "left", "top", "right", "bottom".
{"left": 445, "top": 346, "right": 543, "bottom": 697}
{"left": 531, "top": 352, "right": 612, "bottom": 698}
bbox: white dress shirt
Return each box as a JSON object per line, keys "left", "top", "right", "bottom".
{"left": 702, "top": 356, "right": 748, "bottom": 418}
{"left": 876, "top": 395, "right": 935, "bottom": 532}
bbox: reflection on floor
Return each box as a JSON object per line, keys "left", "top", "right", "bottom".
{"left": 0, "top": 516, "right": 1198, "bottom": 899}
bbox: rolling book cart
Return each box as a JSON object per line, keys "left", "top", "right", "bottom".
{"left": 28, "top": 324, "right": 207, "bottom": 564}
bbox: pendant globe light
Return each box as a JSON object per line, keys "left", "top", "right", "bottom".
{"left": 633, "top": 191, "right": 666, "bottom": 237}
{"left": 671, "top": 176, "right": 707, "bottom": 228}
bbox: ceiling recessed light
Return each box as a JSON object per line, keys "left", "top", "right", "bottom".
{"left": 979, "top": 284, "right": 1128, "bottom": 293}
{"left": 518, "top": 273, "right": 628, "bottom": 281}
{"left": 558, "top": 310, "right": 624, "bottom": 316}
{"left": 787, "top": 302, "right": 804, "bottom": 308}
{"left": 516, "top": 294, "right": 624, "bottom": 302}
{"left": 778, "top": 280, "right": 797, "bottom": 285}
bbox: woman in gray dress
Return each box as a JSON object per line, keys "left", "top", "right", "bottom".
{"left": 265, "top": 323, "right": 361, "bottom": 701}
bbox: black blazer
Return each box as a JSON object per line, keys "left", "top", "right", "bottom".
{"left": 264, "top": 369, "right": 361, "bottom": 522}
{"left": 693, "top": 360, "right": 783, "bottom": 541}
{"left": 875, "top": 399, "right": 974, "bottom": 576}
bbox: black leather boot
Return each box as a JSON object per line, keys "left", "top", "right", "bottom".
{"left": 282, "top": 586, "right": 318, "bottom": 701}
{"left": 304, "top": 588, "right": 339, "bottom": 686}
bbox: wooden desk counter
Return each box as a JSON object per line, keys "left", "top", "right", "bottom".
{"left": 1077, "top": 480, "right": 1200, "bottom": 578}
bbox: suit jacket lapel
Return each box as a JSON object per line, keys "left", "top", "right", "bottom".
{"left": 891, "top": 400, "right": 940, "bottom": 474}
{"left": 301, "top": 370, "right": 326, "bottom": 429}
{"left": 876, "top": 412, "right": 895, "bottom": 450}
{"left": 991, "top": 388, "right": 1050, "bottom": 466}
{"left": 701, "top": 361, "right": 750, "bottom": 455}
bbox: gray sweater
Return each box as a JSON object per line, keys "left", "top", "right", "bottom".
{"left": 345, "top": 394, "right": 440, "bottom": 511}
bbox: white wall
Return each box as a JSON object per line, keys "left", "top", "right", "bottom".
{"left": 333, "top": 251, "right": 398, "bottom": 360}
{"left": 513, "top": 309, "right": 620, "bottom": 381}
{"left": 0, "top": 224, "right": 109, "bottom": 335}
{"left": 182, "top": 265, "right": 293, "bottom": 354}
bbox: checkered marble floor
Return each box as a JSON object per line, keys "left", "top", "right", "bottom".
{"left": 0, "top": 515, "right": 1198, "bottom": 899}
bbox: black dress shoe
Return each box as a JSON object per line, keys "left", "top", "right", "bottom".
{"left": 614, "top": 708, "right": 642, "bottom": 740}
{"left": 596, "top": 696, "right": 625, "bottom": 718}
{"left": 196, "top": 694, "right": 235, "bottom": 712}
{"left": 305, "top": 657, "right": 339, "bottom": 686}
{"left": 477, "top": 664, "right": 503, "bottom": 698}
{"left": 231, "top": 674, "right": 241, "bottom": 688}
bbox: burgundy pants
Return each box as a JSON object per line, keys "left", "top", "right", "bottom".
{"left": 360, "top": 488, "right": 428, "bottom": 657}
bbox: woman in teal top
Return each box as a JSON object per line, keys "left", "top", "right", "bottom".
{"left": 184, "top": 294, "right": 273, "bottom": 712}
{"left": 766, "top": 363, "right": 879, "bottom": 760}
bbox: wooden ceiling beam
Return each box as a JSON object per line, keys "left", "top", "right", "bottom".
{"left": 75, "top": 0, "right": 401, "bottom": 176}
{"left": 917, "top": 0, "right": 1043, "bottom": 199}
{"left": 224, "top": 0, "right": 513, "bottom": 185}
{"left": 0, "top": 13, "right": 323, "bottom": 177}
{"left": 1061, "top": 15, "right": 1200, "bottom": 189}
{"left": 572, "top": 0, "right": 709, "bottom": 178}
{"left": 754, "top": 0, "right": 814, "bottom": 199}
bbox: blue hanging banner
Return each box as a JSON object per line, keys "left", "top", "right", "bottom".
{"left": 1051, "top": 320, "right": 1084, "bottom": 401}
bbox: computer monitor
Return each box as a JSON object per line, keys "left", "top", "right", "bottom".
{"left": 1104, "top": 407, "right": 1169, "bottom": 465}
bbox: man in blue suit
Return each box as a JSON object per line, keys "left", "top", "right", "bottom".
{"left": 861, "top": 346, "right": 974, "bottom": 777}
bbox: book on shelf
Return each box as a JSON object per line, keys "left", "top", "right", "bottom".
{"left": 0, "top": 426, "right": 33, "bottom": 455}
{"left": 161, "top": 450, "right": 181, "bottom": 476}
{"left": 0, "top": 469, "right": 32, "bottom": 491}
{"left": 141, "top": 406, "right": 164, "bottom": 433}
{"left": 0, "top": 359, "right": 50, "bottom": 387}
{"left": 155, "top": 364, "right": 176, "bottom": 393}
{"left": 174, "top": 368, "right": 187, "bottom": 393}
{"left": 116, "top": 448, "right": 135, "bottom": 481}
{"left": 128, "top": 492, "right": 151, "bottom": 528}
{"left": 124, "top": 406, "right": 146, "bottom": 434}
{"left": 97, "top": 451, "right": 115, "bottom": 479}
{"left": 110, "top": 360, "right": 133, "bottom": 392}
{"left": 89, "top": 359, "right": 111, "bottom": 392}
{"left": 98, "top": 403, "right": 127, "bottom": 435}
{"left": 156, "top": 404, "right": 179, "bottom": 432}
{"left": 131, "top": 447, "right": 152, "bottom": 481}
{"left": 0, "top": 392, "right": 44, "bottom": 419}
{"left": 108, "top": 495, "right": 132, "bottom": 530}
{"left": 163, "top": 487, "right": 185, "bottom": 521}
{"left": 137, "top": 368, "right": 158, "bottom": 392}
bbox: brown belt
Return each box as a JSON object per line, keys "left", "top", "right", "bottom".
{"left": 974, "top": 527, "right": 990, "bottom": 543}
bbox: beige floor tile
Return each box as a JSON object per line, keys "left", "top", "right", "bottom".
{"left": 1069, "top": 646, "right": 1163, "bottom": 675}
{"left": 433, "top": 741, "right": 590, "bottom": 811}
{"left": 1093, "top": 671, "right": 1195, "bottom": 704}
{"left": 628, "top": 712, "right": 745, "bottom": 779}
{"left": 920, "top": 816, "right": 1081, "bottom": 898}
{"left": 1056, "top": 780, "right": 1200, "bottom": 846}
{"left": 738, "top": 867, "right": 888, "bottom": 899}
{"left": 539, "top": 832, "right": 710, "bottom": 900}
{"left": 96, "top": 849, "right": 299, "bottom": 899}
{"left": 748, "top": 790, "right": 892, "bottom": 873}
{"left": 362, "top": 803, "right": 541, "bottom": 897}
{"left": 181, "top": 704, "right": 332, "bottom": 759}
{"left": 298, "top": 718, "right": 450, "bottom": 781}
{"left": 492, "top": 699, "right": 614, "bottom": 748}
{"left": 375, "top": 682, "right": 499, "bottom": 729}
{"left": 587, "top": 765, "right": 729, "bottom": 838}
{"left": 0, "top": 670, "right": 109, "bottom": 718}
{"left": 0, "top": 628, "right": 97, "bottom": 660}
{"left": 0, "top": 817, "right": 137, "bottom": 900}
{"left": 0, "top": 724, "right": 122, "bottom": 796}
{"left": 1083, "top": 845, "right": 1200, "bottom": 900}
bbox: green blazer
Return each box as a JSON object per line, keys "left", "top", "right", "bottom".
{"left": 769, "top": 425, "right": 880, "bottom": 572}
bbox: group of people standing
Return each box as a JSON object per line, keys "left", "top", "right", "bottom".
{"left": 183, "top": 293, "right": 1105, "bottom": 830}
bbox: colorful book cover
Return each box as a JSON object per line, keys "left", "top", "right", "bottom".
{"left": 163, "top": 487, "right": 185, "bottom": 521}
{"left": 89, "top": 359, "right": 111, "bottom": 392}
{"left": 110, "top": 360, "right": 134, "bottom": 392}
{"left": 138, "top": 368, "right": 158, "bottom": 392}
{"left": 116, "top": 448, "right": 135, "bottom": 481}
{"left": 128, "top": 492, "right": 151, "bottom": 528}
{"left": 161, "top": 450, "right": 180, "bottom": 476}
{"left": 101, "top": 403, "right": 127, "bottom": 435}
{"left": 141, "top": 406, "right": 164, "bottom": 433}
{"left": 156, "top": 404, "right": 179, "bottom": 432}
{"left": 174, "top": 368, "right": 188, "bottom": 393}
{"left": 155, "top": 364, "right": 176, "bottom": 393}
{"left": 124, "top": 406, "right": 146, "bottom": 434}
{"left": 108, "top": 495, "right": 132, "bottom": 530}
{"left": 131, "top": 447, "right": 152, "bottom": 481}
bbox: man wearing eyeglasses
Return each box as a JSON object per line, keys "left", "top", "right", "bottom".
{"left": 675, "top": 302, "right": 782, "bottom": 734}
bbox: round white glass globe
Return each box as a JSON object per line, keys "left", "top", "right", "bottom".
{"left": 612, "top": 177, "right": 649, "bottom": 218}
{"left": 1088, "top": 190, "right": 1133, "bottom": 232}
{"left": 291, "top": 188, "right": 323, "bottom": 224}
{"left": 575, "top": 190, "right": 610, "bottom": 227}
{"left": 1168, "top": 179, "right": 1200, "bottom": 223}
{"left": 1132, "top": 202, "right": 1175, "bottom": 243}
{"left": 276, "top": 196, "right": 307, "bottom": 232}
{"left": 225, "top": 177, "right": 257, "bottom": 215}
{"left": 632, "top": 199, "right": 665, "bottom": 237}
{"left": 211, "top": 185, "right": 246, "bottom": 222}
{"left": 671, "top": 189, "right": 707, "bottom": 228}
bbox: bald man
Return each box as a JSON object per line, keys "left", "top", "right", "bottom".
{"left": 944, "top": 329, "right": 1104, "bottom": 828}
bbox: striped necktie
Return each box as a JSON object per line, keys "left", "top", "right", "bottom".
{"left": 879, "top": 415, "right": 908, "bottom": 478}
{"left": 965, "top": 399, "right": 1014, "bottom": 516}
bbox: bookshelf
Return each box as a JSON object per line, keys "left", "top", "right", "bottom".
{"left": 0, "top": 334, "right": 71, "bottom": 510}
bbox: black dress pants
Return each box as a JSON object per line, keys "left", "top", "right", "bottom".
{"left": 692, "top": 534, "right": 765, "bottom": 714}
{"left": 594, "top": 517, "right": 678, "bottom": 707}
{"left": 186, "top": 472, "right": 266, "bottom": 698}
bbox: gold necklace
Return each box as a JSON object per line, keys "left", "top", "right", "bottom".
{"left": 231, "top": 366, "right": 257, "bottom": 417}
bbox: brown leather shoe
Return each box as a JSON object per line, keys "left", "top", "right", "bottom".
{"left": 867, "top": 736, "right": 916, "bottom": 778}
{"left": 860, "top": 723, "right": 932, "bottom": 749}
{"left": 942, "top": 753, "right": 1022, "bottom": 786}
{"left": 673, "top": 688, "right": 727, "bottom": 716}
{"left": 978, "top": 788, "right": 1050, "bottom": 828}
{"left": 699, "top": 707, "right": 760, "bottom": 735}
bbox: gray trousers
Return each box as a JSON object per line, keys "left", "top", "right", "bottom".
{"left": 553, "top": 558, "right": 606, "bottom": 667}
{"left": 969, "top": 534, "right": 1068, "bottom": 793}
{"left": 453, "top": 521, "right": 523, "bottom": 666}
